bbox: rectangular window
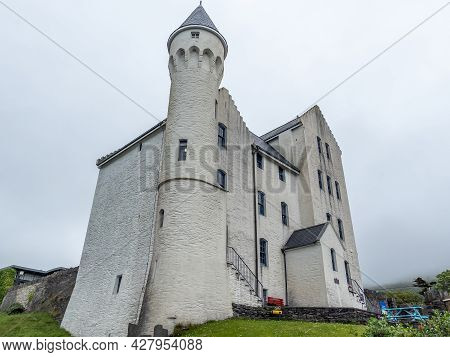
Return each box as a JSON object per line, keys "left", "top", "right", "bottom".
{"left": 326, "top": 213, "right": 332, "bottom": 222}
{"left": 191, "top": 31, "right": 200, "bottom": 39}
{"left": 318, "top": 170, "right": 323, "bottom": 190}
{"left": 335, "top": 181, "right": 341, "bottom": 200}
{"left": 256, "top": 153, "right": 264, "bottom": 169}
{"left": 345, "top": 261, "right": 352, "bottom": 285}
{"left": 331, "top": 249, "right": 337, "bottom": 272}
{"left": 278, "top": 166, "right": 285, "bottom": 182}
{"left": 258, "top": 191, "right": 266, "bottom": 216}
{"left": 338, "top": 219, "right": 345, "bottom": 240}
{"left": 218, "top": 123, "right": 226, "bottom": 148}
{"left": 263, "top": 288, "right": 268, "bottom": 303}
{"left": 260, "top": 239, "right": 268, "bottom": 266}
{"left": 281, "top": 202, "right": 289, "bottom": 226}
{"left": 178, "top": 139, "right": 187, "bottom": 161}
{"left": 113, "top": 275, "right": 122, "bottom": 294}
{"left": 325, "top": 143, "right": 331, "bottom": 160}
{"left": 217, "top": 169, "right": 227, "bottom": 189}
{"left": 327, "top": 176, "right": 333, "bottom": 195}
{"left": 317, "top": 136, "right": 322, "bottom": 154}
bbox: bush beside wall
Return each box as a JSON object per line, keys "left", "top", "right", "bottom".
{"left": 0, "top": 268, "right": 16, "bottom": 304}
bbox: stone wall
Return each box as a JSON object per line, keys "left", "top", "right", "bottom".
{"left": 0, "top": 268, "right": 78, "bottom": 322}
{"left": 232, "top": 304, "right": 377, "bottom": 324}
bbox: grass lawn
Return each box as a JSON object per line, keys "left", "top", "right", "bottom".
{"left": 174, "top": 318, "right": 366, "bottom": 337}
{"left": 0, "top": 313, "right": 71, "bottom": 337}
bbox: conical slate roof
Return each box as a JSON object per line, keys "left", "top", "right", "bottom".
{"left": 167, "top": 3, "right": 228, "bottom": 58}
{"left": 180, "top": 4, "right": 219, "bottom": 32}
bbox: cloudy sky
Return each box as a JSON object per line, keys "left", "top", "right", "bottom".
{"left": 1, "top": 0, "right": 449, "bottom": 288}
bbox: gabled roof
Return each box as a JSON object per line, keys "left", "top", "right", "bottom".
{"left": 250, "top": 132, "right": 299, "bottom": 173}
{"left": 283, "top": 223, "right": 328, "bottom": 250}
{"left": 167, "top": 4, "right": 228, "bottom": 58}
{"left": 260, "top": 117, "right": 301, "bottom": 142}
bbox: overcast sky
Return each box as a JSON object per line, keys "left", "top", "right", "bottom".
{"left": 1, "top": 0, "right": 449, "bottom": 288}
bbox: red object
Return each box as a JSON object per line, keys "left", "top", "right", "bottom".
{"left": 267, "top": 297, "right": 284, "bottom": 306}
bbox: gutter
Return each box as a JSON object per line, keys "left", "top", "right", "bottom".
{"left": 282, "top": 249, "right": 288, "bottom": 306}
{"left": 251, "top": 147, "right": 259, "bottom": 291}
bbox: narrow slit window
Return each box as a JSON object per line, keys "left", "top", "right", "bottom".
{"left": 337, "top": 219, "right": 345, "bottom": 240}
{"left": 113, "top": 275, "right": 122, "bottom": 295}
{"left": 317, "top": 136, "right": 322, "bottom": 154}
{"left": 325, "top": 143, "right": 331, "bottom": 160}
{"left": 318, "top": 170, "right": 323, "bottom": 190}
{"left": 159, "top": 209, "right": 164, "bottom": 228}
{"left": 345, "top": 261, "right": 352, "bottom": 285}
{"left": 327, "top": 176, "right": 333, "bottom": 195}
{"left": 258, "top": 191, "right": 266, "bottom": 216}
{"left": 335, "top": 181, "right": 341, "bottom": 200}
{"left": 260, "top": 239, "right": 268, "bottom": 266}
{"left": 331, "top": 249, "right": 337, "bottom": 272}
{"left": 281, "top": 202, "right": 289, "bottom": 226}
{"left": 178, "top": 139, "right": 187, "bottom": 161}
{"left": 326, "top": 213, "right": 332, "bottom": 222}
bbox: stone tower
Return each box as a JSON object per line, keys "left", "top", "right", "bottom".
{"left": 137, "top": 4, "right": 232, "bottom": 334}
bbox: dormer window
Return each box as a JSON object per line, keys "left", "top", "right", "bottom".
{"left": 191, "top": 32, "right": 200, "bottom": 39}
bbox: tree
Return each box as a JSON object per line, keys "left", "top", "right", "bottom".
{"left": 413, "top": 277, "right": 434, "bottom": 296}
{"left": 435, "top": 270, "right": 450, "bottom": 293}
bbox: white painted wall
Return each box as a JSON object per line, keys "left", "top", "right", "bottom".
{"left": 62, "top": 129, "right": 164, "bottom": 337}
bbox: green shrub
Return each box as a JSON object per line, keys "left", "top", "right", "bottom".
{"left": 0, "top": 268, "right": 16, "bottom": 304}
{"left": 385, "top": 290, "right": 424, "bottom": 306}
{"left": 435, "top": 270, "right": 450, "bottom": 293}
{"left": 365, "top": 311, "right": 450, "bottom": 337}
{"left": 7, "top": 303, "right": 25, "bottom": 315}
{"left": 27, "top": 290, "right": 35, "bottom": 304}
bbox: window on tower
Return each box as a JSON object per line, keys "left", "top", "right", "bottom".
{"left": 191, "top": 31, "right": 200, "bottom": 39}
{"left": 326, "top": 213, "right": 332, "bottom": 222}
{"left": 178, "top": 139, "right": 188, "bottom": 161}
{"left": 217, "top": 169, "right": 227, "bottom": 189}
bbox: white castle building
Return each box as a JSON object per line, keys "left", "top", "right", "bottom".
{"left": 62, "top": 4, "right": 365, "bottom": 337}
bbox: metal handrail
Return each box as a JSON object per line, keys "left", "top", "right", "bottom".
{"left": 227, "top": 246, "right": 264, "bottom": 299}
{"left": 349, "top": 279, "right": 367, "bottom": 307}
